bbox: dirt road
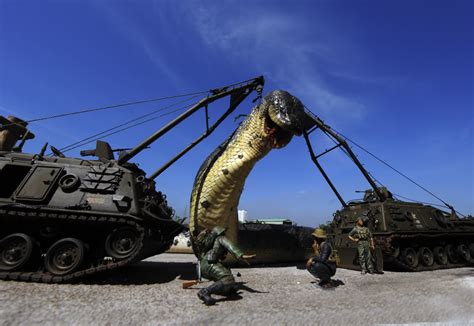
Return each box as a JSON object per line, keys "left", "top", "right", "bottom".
{"left": 0, "top": 253, "right": 473, "bottom": 325}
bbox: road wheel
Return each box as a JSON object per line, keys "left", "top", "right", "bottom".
{"left": 418, "top": 247, "right": 434, "bottom": 267}
{"left": 45, "top": 238, "right": 85, "bottom": 275}
{"left": 0, "top": 233, "right": 34, "bottom": 271}
{"left": 391, "top": 245, "right": 400, "bottom": 258}
{"left": 456, "top": 244, "right": 471, "bottom": 262}
{"left": 445, "top": 244, "right": 459, "bottom": 263}
{"left": 402, "top": 247, "right": 419, "bottom": 268}
{"left": 105, "top": 227, "right": 140, "bottom": 260}
{"left": 433, "top": 246, "right": 448, "bottom": 265}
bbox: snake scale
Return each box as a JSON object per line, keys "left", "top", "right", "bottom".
{"left": 189, "top": 90, "right": 308, "bottom": 255}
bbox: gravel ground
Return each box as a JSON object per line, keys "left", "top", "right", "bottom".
{"left": 0, "top": 253, "right": 473, "bottom": 325}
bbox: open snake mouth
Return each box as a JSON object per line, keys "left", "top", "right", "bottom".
{"left": 264, "top": 112, "right": 294, "bottom": 148}
{"left": 263, "top": 90, "right": 306, "bottom": 148}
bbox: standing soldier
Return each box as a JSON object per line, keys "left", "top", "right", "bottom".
{"left": 306, "top": 228, "right": 337, "bottom": 288}
{"left": 348, "top": 217, "right": 375, "bottom": 274}
{"left": 194, "top": 226, "right": 255, "bottom": 306}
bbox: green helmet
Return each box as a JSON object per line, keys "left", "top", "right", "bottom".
{"left": 194, "top": 226, "right": 227, "bottom": 256}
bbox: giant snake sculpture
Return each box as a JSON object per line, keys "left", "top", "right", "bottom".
{"left": 189, "top": 90, "right": 311, "bottom": 258}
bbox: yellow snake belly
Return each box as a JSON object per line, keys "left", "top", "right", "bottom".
{"left": 189, "top": 90, "right": 306, "bottom": 254}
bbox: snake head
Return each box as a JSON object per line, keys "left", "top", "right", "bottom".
{"left": 264, "top": 90, "right": 306, "bottom": 148}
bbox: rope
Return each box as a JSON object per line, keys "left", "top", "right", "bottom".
{"left": 60, "top": 102, "right": 195, "bottom": 153}
{"left": 304, "top": 107, "right": 458, "bottom": 212}
{"left": 325, "top": 128, "right": 466, "bottom": 217}
{"left": 37, "top": 76, "right": 263, "bottom": 155}
{"left": 391, "top": 193, "right": 466, "bottom": 217}
{"left": 1, "top": 76, "right": 262, "bottom": 128}
{"left": 1, "top": 91, "right": 210, "bottom": 129}
{"left": 56, "top": 94, "right": 200, "bottom": 153}
{"left": 332, "top": 127, "right": 453, "bottom": 209}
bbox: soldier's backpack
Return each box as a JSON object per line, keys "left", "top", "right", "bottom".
{"left": 193, "top": 229, "right": 217, "bottom": 257}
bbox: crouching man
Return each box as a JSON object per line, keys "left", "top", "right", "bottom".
{"left": 306, "top": 228, "right": 337, "bottom": 289}
{"left": 196, "top": 226, "right": 255, "bottom": 305}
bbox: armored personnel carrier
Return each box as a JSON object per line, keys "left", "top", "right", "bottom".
{"left": 0, "top": 77, "right": 265, "bottom": 282}
{"left": 302, "top": 112, "right": 474, "bottom": 271}
{"left": 0, "top": 137, "right": 183, "bottom": 283}
{"left": 331, "top": 188, "right": 474, "bottom": 271}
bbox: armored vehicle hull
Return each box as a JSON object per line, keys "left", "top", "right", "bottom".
{"left": 168, "top": 222, "right": 314, "bottom": 264}
{"left": 300, "top": 112, "right": 473, "bottom": 272}
{"left": 331, "top": 196, "right": 474, "bottom": 272}
{"left": 0, "top": 151, "right": 184, "bottom": 282}
{"left": 226, "top": 222, "right": 314, "bottom": 265}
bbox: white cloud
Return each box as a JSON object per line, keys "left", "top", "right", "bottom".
{"left": 177, "top": 2, "right": 366, "bottom": 122}
{"left": 95, "top": 3, "right": 182, "bottom": 87}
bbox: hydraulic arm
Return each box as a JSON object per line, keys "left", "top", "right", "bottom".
{"left": 117, "top": 76, "right": 265, "bottom": 179}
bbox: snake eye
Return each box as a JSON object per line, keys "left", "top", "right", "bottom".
{"left": 265, "top": 90, "right": 305, "bottom": 136}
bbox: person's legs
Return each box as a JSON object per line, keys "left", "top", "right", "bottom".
{"left": 198, "top": 281, "right": 220, "bottom": 305}
{"left": 197, "top": 264, "right": 236, "bottom": 305}
{"left": 308, "top": 262, "right": 331, "bottom": 285}
{"left": 358, "top": 243, "right": 367, "bottom": 273}
{"left": 366, "top": 245, "right": 375, "bottom": 273}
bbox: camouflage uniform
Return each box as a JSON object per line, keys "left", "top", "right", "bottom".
{"left": 349, "top": 225, "right": 374, "bottom": 273}
{"left": 196, "top": 226, "right": 245, "bottom": 305}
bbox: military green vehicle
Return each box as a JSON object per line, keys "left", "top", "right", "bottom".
{"left": 0, "top": 122, "right": 184, "bottom": 283}
{"left": 0, "top": 77, "right": 264, "bottom": 282}
{"left": 233, "top": 220, "right": 314, "bottom": 265}
{"left": 330, "top": 188, "right": 474, "bottom": 271}
{"left": 302, "top": 111, "right": 474, "bottom": 272}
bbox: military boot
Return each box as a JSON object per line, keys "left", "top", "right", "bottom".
{"left": 197, "top": 288, "right": 216, "bottom": 306}
{"left": 197, "top": 281, "right": 226, "bottom": 306}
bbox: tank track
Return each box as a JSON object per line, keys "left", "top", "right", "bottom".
{"left": 381, "top": 234, "right": 474, "bottom": 272}
{"left": 384, "top": 257, "right": 468, "bottom": 272}
{"left": 0, "top": 206, "right": 155, "bottom": 283}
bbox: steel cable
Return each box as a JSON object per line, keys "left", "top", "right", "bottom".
{"left": 1, "top": 77, "right": 261, "bottom": 128}
{"left": 60, "top": 101, "right": 196, "bottom": 153}
{"left": 56, "top": 94, "right": 201, "bottom": 153}
{"left": 304, "top": 107, "right": 462, "bottom": 214}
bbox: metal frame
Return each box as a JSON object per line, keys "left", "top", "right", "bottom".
{"left": 302, "top": 111, "right": 386, "bottom": 206}
{"left": 117, "top": 76, "right": 265, "bottom": 179}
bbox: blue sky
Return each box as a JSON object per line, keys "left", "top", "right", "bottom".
{"left": 1, "top": 0, "right": 472, "bottom": 226}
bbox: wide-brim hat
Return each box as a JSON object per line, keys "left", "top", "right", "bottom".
{"left": 312, "top": 228, "right": 327, "bottom": 239}
{"left": 0, "top": 115, "right": 35, "bottom": 140}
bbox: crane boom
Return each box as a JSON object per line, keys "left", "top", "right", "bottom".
{"left": 117, "top": 76, "right": 264, "bottom": 176}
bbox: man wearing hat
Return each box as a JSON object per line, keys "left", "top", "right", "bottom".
{"left": 0, "top": 115, "right": 35, "bottom": 152}
{"left": 306, "top": 228, "right": 337, "bottom": 289}
{"left": 348, "top": 216, "right": 375, "bottom": 274}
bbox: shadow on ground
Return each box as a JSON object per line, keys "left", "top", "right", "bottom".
{"left": 450, "top": 268, "right": 474, "bottom": 278}
{"left": 310, "top": 279, "right": 345, "bottom": 290}
{"left": 78, "top": 261, "right": 306, "bottom": 286}
{"left": 81, "top": 261, "right": 197, "bottom": 285}
{"left": 198, "top": 282, "right": 268, "bottom": 306}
